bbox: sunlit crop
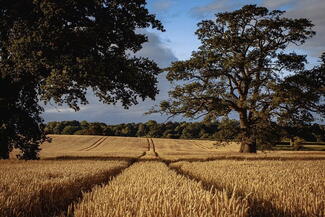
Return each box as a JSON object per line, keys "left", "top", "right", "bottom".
{"left": 72, "top": 162, "right": 249, "bottom": 217}
{"left": 0, "top": 160, "right": 128, "bottom": 217}
{"left": 40, "top": 135, "right": 148, "bottom": 158}
{"left": 171, "top": 160, "right": 325, "bottom": 217}
{"left": 2, "top": 135, "right": 325, "bottom": 217}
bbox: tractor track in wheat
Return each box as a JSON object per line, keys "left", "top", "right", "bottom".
{"left": 78, "top": 136, "right": 106, "bottom": 151}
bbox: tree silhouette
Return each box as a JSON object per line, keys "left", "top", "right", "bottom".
{"left": 0, "top": 0, "right": 163, "bottom": 159}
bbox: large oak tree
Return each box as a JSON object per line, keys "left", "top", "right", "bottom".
{"left": 0, "top": 0, "right": 163, "bottom": 159}
{"left": 156, "top": 5, "right": 324, "bottom": 153}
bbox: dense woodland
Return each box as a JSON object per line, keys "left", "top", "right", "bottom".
{"left": 45, "top": 120, "right": 325, "bottom": 143}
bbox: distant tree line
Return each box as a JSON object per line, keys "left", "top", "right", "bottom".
{"left": 45, "top": 119, "right": 240, "bottom": 140}
{"left": 45, "top": 120, "right": 325, "bottom": 143}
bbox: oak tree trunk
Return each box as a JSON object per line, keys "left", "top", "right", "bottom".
{"left": 239, "top": 142, "right": 257, "bottom": 153}
{"left": 0, "top": 135, "right": 9, "bottom": 159}
{"left": 239, "top": 110, "right": 257, "bottom": 153}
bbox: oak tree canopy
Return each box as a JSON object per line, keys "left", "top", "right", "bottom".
{"left": 156, "top": 5, "right": 324, "bottom": 152}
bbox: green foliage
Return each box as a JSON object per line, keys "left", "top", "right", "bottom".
{"left": 85, "top": 123, "right": 106, "bottom": 135}
{"left": 62, "top": 126, "right": 82, "bottom": 135}
{"left": 44, "top": 120, "right": 324, "bottom": 145}
{"left": 46, "top": 120, "right": 218, "bottom": 139}
{"left": 213, "top": 118, "right": 240, "bottom": 141}
{"left": 0, "top": 0, "right": 163, "bottom": 159}
{"left": 73, "top": 129, "right": 88, "bottom": 135}
{"left": 154, "top": 5, "right": 323, "bottom": 152}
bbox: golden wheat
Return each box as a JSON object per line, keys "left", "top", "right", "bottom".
{"left": 41, "top": 135, "right": 147, "bottom": 158}
{"left": 39, "top": 135, "right": 325, "bottom": 161}
{"left": 151, "top": 138, "right": 240, "bottom": 160}
{"left": 3, "top": 135, "right": 325, "bottom": 217}
{"left": 72, "top": 161, "right": 249, "bottom": 217}
{"left": 171, "top": 160, "right": 325, "bottom": 217}
{"left": 0, "top": 160, "right": 128, "bottom": 217}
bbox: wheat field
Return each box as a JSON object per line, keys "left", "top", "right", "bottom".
{"left": 2, "top": 135, "right": 325, "bottom": 217}
{"left": 39, "top": 135, "right": 325, "bottom": 161}
{"left": 170, "top": 160, "right": 325, "bottom": 217}
{"left": 72, "top": 162, "right": 249, "bottom": 217}
{"left": 152, "top": 138, "right": 240, "bottom": 160}
{"left": 0, "top": 160, "right": 128, "bottom": 217}
{"left": 41, "top": 135, "right": 148, "bottom": 158}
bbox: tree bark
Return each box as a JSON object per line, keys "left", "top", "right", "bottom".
{"left": 240, "top": 142, "right": 257, "bottom": 153}
{"left": 238, "top": 110, "right": 257, "bottom": 153}
{"left": 0, "top": 135, "right": 9, "bottom": 159}
{"left": 0, "top": 96, "right": 10, "bottom": 159}
{"left": 289, "top": 137, "right": 294, "bottom": 146}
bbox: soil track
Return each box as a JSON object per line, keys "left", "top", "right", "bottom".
{"left": 150, "top": 138, "right": 159, "bottom": 157}
{"left": 192, "top": 141, "right": 210, "bottom": 150}
{"left": 53, "top": 151, "right": 148, "bottom": 217}
{"left": 84, "top": 137, "right": 107, "bottom": 151}
{"left": 79, "top": 137, "right": 106, "bottom": 151}
{"left": 140, "top": 138, "right": 159, "bottom": 159}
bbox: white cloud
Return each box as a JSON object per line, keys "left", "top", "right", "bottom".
{"left": 152, "top": 0, "right": 174, "bottom": 12}
{"left": 190, "top": 0, "right": 246, "bottom": 18}
{"left": 42, "top": 31, "right": 177, "bottom": 123}
{"left": 283, "top": 0, "right": 325, "bottom": 57}
{"left": 44, "top": 107, "right": 75, "bottom": 113}
{"left": 262, "top": 0, "right": 295, "bottom": 9}
{"left": 136, "top": 30, "right": 177, "bottom": 68}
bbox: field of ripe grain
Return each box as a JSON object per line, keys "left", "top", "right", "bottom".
{"left": 40, "top": 135, "right": 242, "bottom": 160}
{"left": 3, "top": 135, "right": 325, "bottom": 217}
{"left": 170, "top": 160, "right": 325, "bottom": 217}
{"left": 41, "top": 135, "right": 148, "bottom": 158}
{"left": 0, "top": 160, "right": 128, "bottom": 217}
{"left": 72, "top": 161, "right": 249, "bottom": 217}
{"left": 39, "top": 135, "right": 325, "bottom": 161}
{"left": 152, "top": 138, "right": 240, "bottom": 160}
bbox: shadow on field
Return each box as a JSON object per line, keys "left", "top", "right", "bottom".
{"left": 168, "top": 164, "right": 309, "bottom": 217}
{"left": 44, "top": 155, "right": 139, "bottom": 162}
{"left": 43, "top": 152, "right": 147, "bottom": 162}
{"left": 48, "top": 156, "right": 142, "bottom": 217}
{"left": 45, "top": 153, "right": 325, "bottom": 164}
{"left": 162, "top": 155, "right": 325, "bottom": 164}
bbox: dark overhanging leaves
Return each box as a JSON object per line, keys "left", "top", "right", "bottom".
{"left": 0, "top": 0, "right": 163, "bottom": 159}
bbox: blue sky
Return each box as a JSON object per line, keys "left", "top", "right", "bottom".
{"left": 43, "top": 0, "right": 325, "bottom": 124}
